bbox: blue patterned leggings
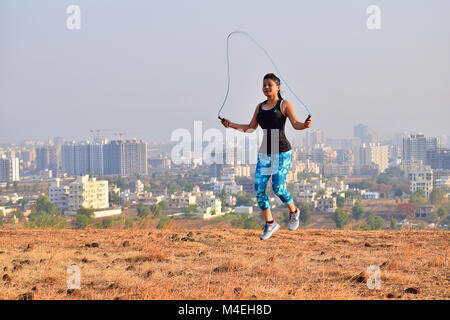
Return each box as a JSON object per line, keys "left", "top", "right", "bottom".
{"left": 254, "top": 150, "right": 293, "bottom": 210}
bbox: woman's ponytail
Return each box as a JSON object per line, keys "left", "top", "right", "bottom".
{"left": 277, "top": 90, "right": 283, "bottom": 100}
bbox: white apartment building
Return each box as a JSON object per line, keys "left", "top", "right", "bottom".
{"left": 198, "top": 198, "right": 223, "bottom": 219}
{"left": 359, "top": 143, "right": 389, "bottom": 173}
{"left": 314, "top": 197, "right": 337, "bottom": 213}
{"left": 224, "top": 183, "right": 243, "bottom": 195}
{"left": 68, "top": 175, "right": 109, "bottom": 215}
{"left": 297, "top": 191, "right": 316, "bottom": 204}
{"left": 48, "top": 178, "right": 69, "bottom": 213}
{"left": 434, "top": 176, "right": 450, "bottom": 189}
{"left": 327, "top": 178, "right": 348, "bottom": 192}
{"left": 408, "top": 166, "right": 433, "bottom": 197}
{"left": 0, "top": 156, "right": 20, "bottom": 182}
{"left": 323, "top": 163, "right": 353, "bottom": 177}
{"left": 168, "top": 191, "right": 196, "bottom": 207}
{"left": 294, "top": 179, "right": 325, "bottom": 194}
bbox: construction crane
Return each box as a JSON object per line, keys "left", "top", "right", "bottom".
{"left": 113, "top": 131, "right": 142, "bottom": 141}
{"left": 89, "top": 129, "right": 117, "bottom": 143}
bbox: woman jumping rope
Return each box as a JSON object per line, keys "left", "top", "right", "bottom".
{"left": 220, "top": 73, "right": 312, "bottom": 240}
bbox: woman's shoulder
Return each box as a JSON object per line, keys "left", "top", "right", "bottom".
{"left": 259, "top": 100, "right": 268, "bottom": 106}
{"left": 280, "top": 99, "right": 291, "bottom": 116}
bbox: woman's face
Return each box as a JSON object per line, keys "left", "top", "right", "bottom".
{"left": 262, "top": 79, "right": 280, "bottom": 98}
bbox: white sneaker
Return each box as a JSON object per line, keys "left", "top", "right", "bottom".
{"left": 288, "top": 207, "right": 300, "bottom": 231}
{"left": 260, "top": 221, "right": 280, "bottom": 240}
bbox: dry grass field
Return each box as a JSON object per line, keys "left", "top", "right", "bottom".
{"left": 0, "top": 228, "right": 448, "bottom": 300}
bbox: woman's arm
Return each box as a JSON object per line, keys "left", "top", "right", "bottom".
{"left": 221, "top": 105, "right": 259, "bottom": 133}
{"left": 283, "top": 100, "right": 312, "bottom": 130}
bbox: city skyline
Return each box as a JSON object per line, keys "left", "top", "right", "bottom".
{"left": 1, "top": 1, "right": 449, "bottom": 144}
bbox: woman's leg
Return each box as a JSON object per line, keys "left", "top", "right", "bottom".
{"left": 271, "top": 150, "right": 296, "bottom": 211}
{"left": 255, "top": 153, "right": 272, "bottom": 222}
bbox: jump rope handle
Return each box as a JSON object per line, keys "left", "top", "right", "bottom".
{"left": 306, "top": 114, "right": 311, "bottom": 121}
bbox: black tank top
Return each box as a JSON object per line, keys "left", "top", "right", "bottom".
{"left": 256, "top": 99, "right": 292, "bottom": 154}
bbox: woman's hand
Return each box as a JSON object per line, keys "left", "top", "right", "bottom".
{"left": 221, "top": 118, "right": 231, "bottom": 128}
{"left": 304, "top": 116, "right": 312, "bottom": 129}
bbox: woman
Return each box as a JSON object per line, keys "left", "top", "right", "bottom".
{"left": 221, "top": 73, "right": 311, "bottom": 240}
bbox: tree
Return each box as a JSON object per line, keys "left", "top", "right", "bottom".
{"left": 158, "top": 200, "right": 169, "bottom": 209}
{"left": 109, "top": 191, "right": 121, "bottom": 206}
{"left": 218, "top": 189, "right": 227, "bottom": 206}
{"left": 156, "top": 216, "right": 171, "bottom": 229}
{"left": 151, "top": 204, "right": 162, "bottom": 218}
{"left": 73, "top": 214, "right": 92, "bottom": 229}
{"left": 27, "top": 211, "right": 66, "bottom": 229}
{"left": 430, "top": 210, "right": 439, "bottom": 223}
{"left": 231, "top": 213, "right": 260, "bottom": 229}
{"left": 26, "top": 195, "right": 65, "bottom": 229}
{"left": 410, "top": 190, "right": 425, "bottom": 204}
{"left": 137, "top": 203, "right": 151, "bottom": 217}
{"left": 332, "top": 208, "right": 348, "bottom": 229}
{"left": 430, "top": 189, "right": 444, "bottom": 206}
{"left": 366, "top": 212, "right": 385, "bottom": 230}
{"left": 297, "top": 203, "right": 311, "bottom": 226}
{"left": 99, "top": 218, "right": 113, "bottom": 229}
{"left": 73, "top": 207, "right": 95, "bottom": 229}
{"left": 352, "top": 202, "right": 365, "bottom": 220}
{"left": 124, "top": 217, "right": 135, "bottom": 229}
{"left": 390, "top": 218, "right": 399, "bottom": 230}
{"left": 13, "top": 181, "right": 18, "bottom": 192}
{"left": 184, "top": 204, "right": 198, "bottom": 216}
{"left": 437, "top": 207, "right": 448, "bottom": 219}
{"left": 235, "top": 192, "right": 253, "bottom": 206}
{"left": 397, "top": 203, "right": 416, "bottom": 218}
{"left": 336, "top": 196, "right": 345, "bottom": 208}
{"left": 77, "top": 207, "right": 95, "bottom": 217}
{"left": 113, "top": 177, "right": 126, "bottom": 189}
{"left": 33, "top": 195, "right": 58, "bottom": 215}
{"left": 314, "top": 190, "right": 325, "bottom": 200}
{"left": 18, "top": 198, "right": 27, "bottom": 207}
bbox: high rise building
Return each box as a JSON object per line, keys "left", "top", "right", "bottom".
{"left": 74, "top": 143, "right": 90, "bottom": 176}
{"left": 35, "top": 146, "right": 58, "bottom": 175}
{"left": 402, "top": 134, "right": 427, "bottom": 163}
{"left": 427, "top": 148, "right": 450, "bottom": 170}
{"left": 403, "top": 134, "right": 441, "bottom": 164}
{"left": 354, "top": 124, "right": 378, "bottom": 145}
{"left": 89, "top": 143, "right": 104, "bottom": 176}
{"left": 103, "top": 140, "right": 148, "bottom": 176}
{"left": 0, "top": 156, "right": 20, "bottom": 182}
{"left": 61, "top": 141, "right": 105, "bottom": 176}
{"left": 304, "top": 129, "right": 326, "bottom": 149}
{"left": 359, "top": 143, "right": 389, "bottom": 173}
{"left": 61, "top": 142, "right": 76, "bottom": 175}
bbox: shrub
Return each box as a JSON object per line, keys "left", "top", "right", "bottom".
{"left": 137, "top": 203, "right": 151, "bottom": 217}
{"left": 73, "top": 214, "right": 92, "bottom": 229}
{"left": 156, "top": 216, "right": 172, "bottom": 229}
{"left": 390, "top": 218, "right": 399, "bottom": 230}
{"left": 352, "top": 202, "right": 364, "bottom": 220}
{"left": 332, "top": 208, "right": 348, "bottom": 229}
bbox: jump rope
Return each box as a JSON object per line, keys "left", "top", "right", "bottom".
{"left": 217, "top": 31, "right": 312, "bottom": 124}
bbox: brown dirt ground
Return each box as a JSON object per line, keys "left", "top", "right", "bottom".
{"left": 0, "top": 228, "right": 448, "bottom": 300}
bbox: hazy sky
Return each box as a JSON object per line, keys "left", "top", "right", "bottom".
{"left": 1, "top": 0, "right": 449, "bottom": 145}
